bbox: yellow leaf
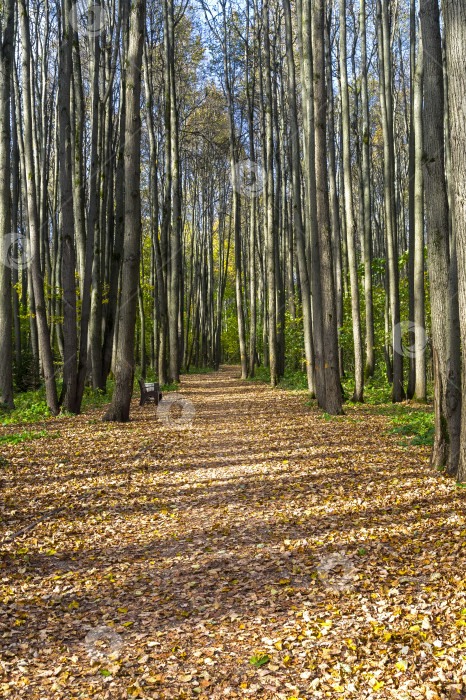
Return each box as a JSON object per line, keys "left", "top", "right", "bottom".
{"left": 373, "top": 681, "right": 384, "bottom": 690}
{"left": 409, "top": 625, "right": 420, "bottom": 632}
{"left": 123, "top": 621, "right": 134, "bottom": 627}
{"left": 118, "top": 608, "right": 128, "bottom": 613}
{"left": 395, "top": 660, "right": 407, "bottom": 671}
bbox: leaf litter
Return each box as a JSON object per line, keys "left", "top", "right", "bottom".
{"left": 0, "top": 366, "right": 465, "bottom": 699}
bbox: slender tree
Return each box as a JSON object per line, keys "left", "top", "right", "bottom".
{"left": 18, "top": 0, "right": 59, "bottom": 415}
{"left": 312, "top": 0, "right": 342, "bottom": 415}
{"left": 103, "top": 0, "right": 145, "bottom": 422}
{"left": 339, "top": 0, "right": 364, "bottom": 402}
{"left": 0, "top": 0, "right": 15, "bottom": 409}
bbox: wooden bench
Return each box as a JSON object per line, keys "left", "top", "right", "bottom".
{"left": 138, "top": 380, "right": 162, "bottom": 406}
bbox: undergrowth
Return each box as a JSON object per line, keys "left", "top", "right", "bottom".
{"left": 0, "top": 429, "right": 60, "bottom": 445}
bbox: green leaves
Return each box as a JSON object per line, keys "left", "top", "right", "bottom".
{"left": 250, "top": 654, "right": 270, "bottom": 668}
{"left": 0, "top": 429, "right": 48, "bottom": 444}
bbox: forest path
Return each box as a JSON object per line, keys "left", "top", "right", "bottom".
{"left": 0, "top": 367, "right": 465, "bottom": 698}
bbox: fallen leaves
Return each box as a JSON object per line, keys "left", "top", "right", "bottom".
{"left": 0, "top": 366, "right": 465, "bottom": 698}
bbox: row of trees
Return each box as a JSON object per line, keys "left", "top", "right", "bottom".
{"left": 0, "top": 0, "right": 465, "bottom": 480}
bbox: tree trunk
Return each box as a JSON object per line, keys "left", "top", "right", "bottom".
{"left": 339, "top": 0, "right": 364, "bottom": 402}
{"left": 283, "top": 0, "right": 315, "bottom": 395}
{"left": 263, "top": 0, "right": 277, "bottom": 387}
{"left": 18, "top": 0, "right": 59, "bottom": 415}
{"left": 312, "top": 0, "right": 342, "bottom": 415}
{"left": 359, "top": 0, "right": 374, "bottom": 379}
{"left": 103, "top": 0, "right": 145, "bottom": 422}
{"left": 0, "top": 0, "right": 15, "bottom": 409}
{"left": 413, "top": 35, "right": 426, "bottom": 401}
{"left": 443, "top": 0, "right": 466, "bottom": 481}
{"left": 376, "top": 0, "right": 405, "bottom": 402}
{"left": 58, "top": 0, "right": 79, "bottom": 413}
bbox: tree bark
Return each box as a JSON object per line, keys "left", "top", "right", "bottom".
{"left": 103, "top": 0, "right": 145, "bottom": 422}
{"left": 18, "top": 0, "right": 59, "bottom": 415}
{"left": 312, "top": 0, "right": 342, "bottom": 415}
{"left": 359, "top": 0, "right": 375, "bottom": 379}
{"left": 0, "top": 0, "right": 15, "bottom": 409}
{"left": 443, "top": 0, "right": 466, "bottom": 481}
{"left": 58, "top": 0, "right": 79, "bottom": 413}
{"left": 339, "top": 0, "right": 364, "bottom": 402}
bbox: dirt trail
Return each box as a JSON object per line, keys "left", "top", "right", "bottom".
{"left": 0, "top": 367, "right": 465, "bottom": 699}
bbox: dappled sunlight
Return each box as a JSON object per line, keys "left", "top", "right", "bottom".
{"left": 0, "top": 368, "right": 465, "bottom": 698}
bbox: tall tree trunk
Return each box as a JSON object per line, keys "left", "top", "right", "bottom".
{"left": 88, "top": 26, "right": 102, "bottom": 390}
{"left": 359, "top": 0, "right": 375, "bottom": 379}
{"left": 312, "top": 0, "right": 342, "bottom": 415}
{"left": 263, "top": 0, "right": 277, "bottom": 387}
{"left": 376, "top": 0, "right": 405, "bottom": 402}
{"left": 168, "top": 0, "right": 181, "bottom": 382}
{"left": 245, "top": 15, "right": 257, "bottom": 377}
{"left": 443, "top": 0, "right": 466, "bottom": 481}
{"left": 58, "top": 0, "right": 79, "bottom": 412}
{"left": 300, "top": 0, "right": 322, "bottom": 400}
{"left": 339, "top": 0, "right": 364, "bottom": 402}
{"left": 221, "top": 0, "right": 247, "bottom": 379}
{"left": 407, "top": 0, "right": 416, "bottom": 399}
{"left": 18, "top": 0, "right": 59, "bottom": 414}
{"left": 283, "top": 0, "right": 315, "bottom": 395}
{"left": 420, "top": 0, "right": 461, "bottom": 474}
{"left": 413, "top": 35, "right": 426, "bottom": 401}
{"left": 103, "top": 0, "right": 145, "bottom": 422}
{"left": 0, "top": 0, "right": 15, "bottom": 409}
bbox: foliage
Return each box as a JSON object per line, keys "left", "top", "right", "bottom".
{"left": 13, "top": 343, "right": 40, "bottom": 393}
{"left": 0, "top": 429, "right": 55, "bottom": 444}
{"left": 387, "top": 408, "right": 435, "bottom": 446}
{"left": 0, "top": 390, "right": 51, "bottom": 425}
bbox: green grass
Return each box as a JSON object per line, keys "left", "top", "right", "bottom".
{"left": 386, "top": 408, "right": 434, "bottom": 446}
{"left": 0, "top": 429, "right": 59, "bottom": 445}
{"left": 0, "top": 390, "right": 51, "bottom": 425}
{"left": 247, "top": 365, "right": 309, "bottom": 391}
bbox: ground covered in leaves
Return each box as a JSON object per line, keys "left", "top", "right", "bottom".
{"left": 1, "top": 366, "right": 465, "bottom": 699}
